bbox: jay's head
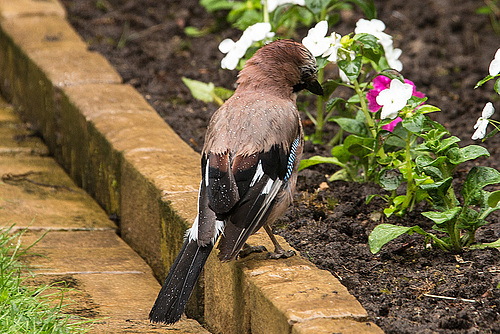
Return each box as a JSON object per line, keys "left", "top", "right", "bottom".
{"left": 237, "top": 39, "right": 324, "bottom": 97}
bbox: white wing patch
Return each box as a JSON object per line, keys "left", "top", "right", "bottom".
{"left": 186, "top": 215, "right": 199, "bottom": 242}
{"left": 212, "top": 220, "right": 225, "bottom": 244}
{"left": 205, "top": 157, "right": 210, "bottom": 187}
{"left": 250, "top": 160, "right": 264, "bottom": 187}
{"left": 262, "top": 178, "right": 274, "bottom": 195}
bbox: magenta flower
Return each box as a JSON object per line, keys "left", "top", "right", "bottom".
{"left": 367, "top": 76, "right": 425, "bottom": 132}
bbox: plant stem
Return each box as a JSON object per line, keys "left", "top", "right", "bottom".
{"left": 354, "top": 80, "right": 376, "bottom": 138}
{"left": 447, "top": 221, "right": 463, "bottom": 251}
{"left": 263, "top": 0, "right": 269, "bottom": 23}
{"left": 401, "top": 135, "right": 415, "bottom": 212}
{"left": 314, "top": 68, "right": 325, "bottom": 143}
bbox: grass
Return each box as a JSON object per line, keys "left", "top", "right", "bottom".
{"left": 0, "top": 224, "right": 92, "bottom": 333}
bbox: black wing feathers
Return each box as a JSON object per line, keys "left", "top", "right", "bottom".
{"left": 149, "top": 239, "right": 213, "bottom": 324}
{"left": 208, "top": 137, "right": 299, "bottom": 261}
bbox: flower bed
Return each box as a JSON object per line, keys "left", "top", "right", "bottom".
{"left": 61, "top": 0, "right": 500, "bottom": 332}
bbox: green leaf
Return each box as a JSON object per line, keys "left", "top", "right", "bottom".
{"left": 378, "top": 169, "right": 402, "bottom": 191}
{"left": 488, "top": 190, "right": 500, "bottom": 208}
{"left": 402, "top": 114, "right": 425, "bottom": 133}
{"left": 213, "top": 87, "right": 234, "bottom": 101}
{"left": 353, "top": 33, "right": 380, "bottom": 49}
{"left": 304, "top": 0, "right": 331, "bottom": 16}
{"left": 200, "top": 0, "right": 236, "bottom": 11}
{"left": 338, "top": 55, "right": 363, "bottom": 82}
{"left": 421, "top": 207, "right": 461, "bottom": 225}
{"left": 331, "top": 145, "right": 351, "bottom": 163}
{"left": 345, "top": 0, "right": 377, "bottom": 18}
{"left": 328, "top": 168, "right": 350, "bottom": 181}
{"left": 344, "top": 134, "right": 375, "bottom": 159}
{"left": 184, "top": 26, "right": 206, "bottom": 37}
{"left": 475, "top": 75, "right": 494, "bottom": 89}
{"left": 421, "top": 166, "right": 443, "bottom": 180}
{"left": 325, "top": 96, "right": 345, "bottom": 113}
{"left": 470, "top": 238, "right": 500, "bottom": 249}
{"left": 322, "top": 80, "right": 340, "bottom": 99}
{"left": 449, "top": 145, "right": 490, "bottom": 165}
{"left": 368, "top": 224, "right": 427, "bottom": 254}
{"left": 299, "top": 155, "right": 344, "bottom": 171}
{"left": 417, "top": 104, "right": 440, "bottom": 114}
{"left": 182, "top": 77, "right": 215, "bottom": 103}
{"left": 420, "top": 177, "right": 453, "bottom": 210}
{"left": 462, "top": 166, "right": 500, "bottom": 206}
{"left": 435, "top": 136, "right": 460, "bottom": 154}
{"left": 346, "top": 94, "right": 361, "bottom": 104}
{"left": 495, "top": 77, "right": 500, "bottom": 95}
{"left": 475, "top": 6, "right": 492, "bottom": 15}
{"left": 330, "top": 117, "right": 368, "bottom": 136}
{"left": 316, "top": 57, "right": 330, "bottom": 71}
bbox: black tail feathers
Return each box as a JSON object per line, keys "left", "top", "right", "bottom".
{"left": 149, "top": 239, "right": 213, "bottom": 324}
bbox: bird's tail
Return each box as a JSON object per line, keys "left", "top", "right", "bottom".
{"left": 149, "top": 238, "right": 213, "bottom": 324}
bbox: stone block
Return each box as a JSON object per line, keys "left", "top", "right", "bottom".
{"left": 29, "top": 48, "right": 122, "bottom": 87}
{"left": 21, "top": 230, "right": 151, "bottom": 274}
{"left": 205, "top": 232, "right": 370, "bottom": 334}
{"left": 0, "top": 155, "right": 116, "bottom": 230}
{"left": 21, "top": 230, "right": 209, "bottom": 334}
{"left": 0, "top": 16, "right": 86, "bottom": 52}
{"left": 292, "top": 319, "right": 383, "bottom": 334}
{"left": 0, "top": 0, "right": 66, "bottom": 18}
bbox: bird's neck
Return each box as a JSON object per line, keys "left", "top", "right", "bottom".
{"left": 236, "top": 66, "right": 296, "bottom": 100}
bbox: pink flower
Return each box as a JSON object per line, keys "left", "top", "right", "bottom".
{"left": 367, "top": 76, "right": 425, "bottom": 131}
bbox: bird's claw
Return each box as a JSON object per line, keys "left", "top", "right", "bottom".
{"left": 266, "top": 249, "right": 296, "bottom": 260}
{"left": 239, "top": 245, "right": 268, "bottom": 259}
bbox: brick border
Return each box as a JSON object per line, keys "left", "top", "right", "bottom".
{"left": 0, "top": 1, "right": 382, "bottom": 333}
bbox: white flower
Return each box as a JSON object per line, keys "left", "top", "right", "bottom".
{"left": 219, "top": 38, "right": 251, "bottom": 70}
{"left": 355, "top": 18, "right": 386, "bottom": 35}
{"left": 489, "top": 48, "right": 500, "bottom": 77}
{"left": 266, "top": 0, "right": 305, "bottom": 12}
{"left": 322, "top": 32, "right": 342, "bottom": 62}
{"left": 384, "top": 46, "right": 403, "bottom": 71}
{"left": 376, "top": 79, "right": 413, "bottom": 119}
{"left": 355, "top": 18, "right": 403, "bottom": 71}
{"left": 339, "top": 68, "right": 350, "bottom": 84}
{"left": 241, "top": 22, "right": 275, "bottom": 42}
{"left": 472, "top": 102, "right": 495, "bottom": 140}
{"left": 219, "top": 22, "right": 274, "bottom": 70}
{"left": 302, "top": 21, "right": 331, "bottom": 57}
{"left": 355, "top": 18, "right": 392, "bottom": 45}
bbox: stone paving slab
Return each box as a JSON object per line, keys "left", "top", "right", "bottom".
{"left": 21, "top": 230, "right": 210, "bottom": 334}
{"left": 0, "top": 100, "right": 209, "bottom": 333}
{"left": 0, "top": 0, "right": 65, "bottom": 18}
{"left": 0, "top": 154, "right": 116, "bottom": 230}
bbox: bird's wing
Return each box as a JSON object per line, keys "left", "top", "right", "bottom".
{"left": 206, "top": 135, "right": 301, "bottom": 261}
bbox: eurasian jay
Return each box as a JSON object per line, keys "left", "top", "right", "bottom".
{"left": 149, "top": 39, "right": 323, "bottom": 324}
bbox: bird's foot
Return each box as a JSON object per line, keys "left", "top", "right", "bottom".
{"left": 239, "top": 244, "right": 268, "bottom": 259}
{"left": 266, "top": 249, "right": 296, "bottom": 260}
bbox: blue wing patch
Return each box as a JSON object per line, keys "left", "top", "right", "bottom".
{"left": 284, "top": 136, "right": 300, "bottom": 182}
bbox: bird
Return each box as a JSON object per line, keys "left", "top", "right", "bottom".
{"left": 149, "top": 39, "right": 323, "bottom": 324}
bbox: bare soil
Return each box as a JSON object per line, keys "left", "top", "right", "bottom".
{"left": 60, "top": 0, "right": 500, "bottom": 333}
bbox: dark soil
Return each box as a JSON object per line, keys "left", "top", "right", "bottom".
{"left": 60, "top": 0, "right": 500, "bottom": 333}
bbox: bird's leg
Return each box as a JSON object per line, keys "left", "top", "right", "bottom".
{"left": 238, "top": 243, "right": 267, "bottom": 259}
{"left": 264, "top": 224, "right": 296, "bottom": 259}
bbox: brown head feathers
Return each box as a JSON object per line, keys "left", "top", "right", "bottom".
{"left": 236, "top": 39, "right": 323, "bottom": 98}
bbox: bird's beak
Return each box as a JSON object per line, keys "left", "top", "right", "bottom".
{"left": 305, "top": 80, "right": 324, "bottom": 96}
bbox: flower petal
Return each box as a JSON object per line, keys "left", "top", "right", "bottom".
{"left": 471, "top": 119, "right": 489, "bottom": 140}
{"left": 481, "top": 102, "right": 495, "bottom": 119}
{"left": 218, "top": 39, "right": 235, "bottom": 54}
{"left": 489, "top": 52, "right": 500, "bottom": 76}
{"left": 382, "top": 117, "right": 402, "bottom": 132}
